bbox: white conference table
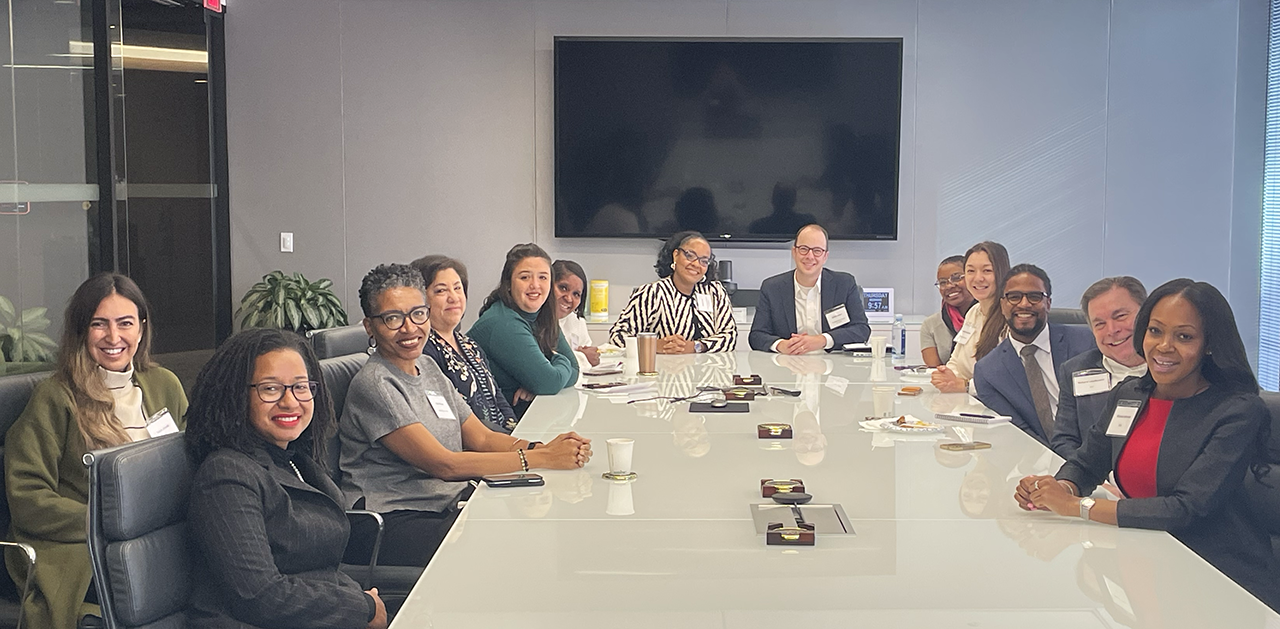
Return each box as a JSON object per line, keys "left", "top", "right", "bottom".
{"left": 389, "top": 352, "right": 1280, "bottom": 629}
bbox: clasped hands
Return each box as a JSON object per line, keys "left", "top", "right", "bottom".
{"left": 930, "top": 365, "right": 968, "bottom": 393}
{"left": 659, "top": 334, "right": 697, "bottom": 354}
{"left": 544, "top": 431, "right": 593, "bottom": 469}
{"left": 777, "top": 333, "right": 827, "bottom": 355}
{"left": 1015, "top": 474, "right": 1080, "bottom": 516}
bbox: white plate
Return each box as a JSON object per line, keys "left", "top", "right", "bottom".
{"left": 886, "top": 422, "right": 944, "bottom": 434}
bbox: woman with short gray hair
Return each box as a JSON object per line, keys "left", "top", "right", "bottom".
{"left": 339, "top": 263, "right": 591, "bottom": 566}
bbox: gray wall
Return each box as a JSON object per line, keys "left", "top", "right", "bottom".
{"left": 225, "top": 0, "right": 1267, "bottom": 363}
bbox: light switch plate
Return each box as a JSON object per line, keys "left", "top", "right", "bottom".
{"left": 280, "top": 232, "right": 294, "bottom": 253}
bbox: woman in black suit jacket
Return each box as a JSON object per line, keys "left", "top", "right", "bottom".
{"left": 184, "top": 329, "right": 387, "bottom": 629}
{"left": 1016, "top": 279, "right": 1278, "bottom": 610}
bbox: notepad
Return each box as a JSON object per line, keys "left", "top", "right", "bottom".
{"left": 934, "top": 412, "right": 1011, "bottom": 425}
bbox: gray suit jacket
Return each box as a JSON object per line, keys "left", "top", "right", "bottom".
{"left": 748, "top": 267, "right": 870, "bottom": 351}
{"left": 1050, "top": 348, "right": 1142, "bottom": 459}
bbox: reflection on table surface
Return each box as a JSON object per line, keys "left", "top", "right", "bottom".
{"left": 391, "top": 352, "right": 1280, "bottom": 629}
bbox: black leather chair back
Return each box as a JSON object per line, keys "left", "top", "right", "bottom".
{"left": 0, "top": 372, "right": 48, "bottom": 603}
{"left": 85, "top": 432, "right": 192, "bottom": 629}
{"left": 319, "top": 353, "right": 368, "bottom": 483}
{"left": 308, "top": 325, "right": 369, "bottom": 360}
{"left": 1244, "top": 392, "right": 1280, "bottom": 538}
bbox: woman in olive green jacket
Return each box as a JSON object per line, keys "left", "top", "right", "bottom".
{"left": 5, "top": 274, "right": 187, "bottom": 629}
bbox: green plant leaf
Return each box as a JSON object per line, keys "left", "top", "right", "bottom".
{"left": 0, "top": 295, "right": 15, "bottom": 328}
{"left": 274, "top": 306, "right": 285, "bottom": 329}
{"left": 19, "top": 308, "right": 49, "bottom": 329}
{"left": 301, "top": 303, "right": 321, "bottom": 329}
{"left": 283, "top": 301, "right": 301, "bottom": 331}
{"left": 314, "top": 278, "right": 332, "bottom": 291}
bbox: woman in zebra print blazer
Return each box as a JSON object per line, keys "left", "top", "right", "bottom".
{"left": 609, "top": 231, "right": 737, "bottom": 353}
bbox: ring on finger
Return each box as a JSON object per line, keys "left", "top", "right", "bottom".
{"left": 1034, "top": 480, "right": 1040, "bottom": 490}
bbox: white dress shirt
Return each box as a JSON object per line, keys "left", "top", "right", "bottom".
{"left": 770, "top": 273, "right": 834, "bottom": 353}
{"left": 1102, "top": 355, "right": 1148, "bottom": 387}
{"left": 1007, "top": 325, "right": 1059, "bottom": 417}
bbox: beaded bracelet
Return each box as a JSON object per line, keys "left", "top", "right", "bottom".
{"left": 517, "top": 449, "right": 529, "bottom": 472}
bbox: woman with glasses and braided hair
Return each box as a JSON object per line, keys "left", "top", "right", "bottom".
{"left": 340, "top": 264, "right": 590, "bottom": 567}
{"left": 609, "top": 231, "right": 737, "bottom": 354}
{"left": 185, "top": 328, "right": 387, "bottom": 629}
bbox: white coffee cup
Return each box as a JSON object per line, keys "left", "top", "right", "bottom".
{"left": 872, "top": 385, "right": 897, "bottom": 417}
{"left": 607, "top": 438, "right": 635, "bottom": 474}
{"left": 869, "top": 335, "right": 888, "bottom": 359}
{"left": 624, "top": 337, "right": 640, "bottom": 373}
{"left": 606, "top": 480, "right": 635, "bottom": 516}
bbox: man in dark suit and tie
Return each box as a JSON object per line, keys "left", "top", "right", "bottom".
{"left": 1049, "top": 276, "right": 1148, "bottom": 459}
{"left": 973, "top": 264, "right": 1094, "bottom": 446}
{"left": 749, "top": 224, "right": 870, "bottom": 353}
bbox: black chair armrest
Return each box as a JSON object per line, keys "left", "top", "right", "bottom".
{"left": 345, "top": 509, "right": 383, "bottom": 589}
{"left": 0, "top": 541, "right": 35, "bottom": 629}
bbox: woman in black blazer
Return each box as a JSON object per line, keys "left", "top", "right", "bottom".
{"left": 184, "top": 329, "right": 387, "bottom": 629}
{"left": 1016, "top": 279, "right": 1277, "bottom": 610}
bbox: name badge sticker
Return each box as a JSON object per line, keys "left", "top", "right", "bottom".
{"left": 824, "top": 305, "right": 851, "bottom": 328}
{"left": 1105, "top": 399, "right": 1143, "bottom": 437}
{"left": 1072, "top": 369, "right": 1112, "bottom": 397}
{"left": 145, "top": 408, "right": 180, "bottom": 438}
{"left": 952, "top": 320, "right": 975, "bottom": 346}
{"left": 695, "top": 293, "right": 714, "bottom": 313}
{"left": 426, "top": 392, "right": 458, "bottom": 421}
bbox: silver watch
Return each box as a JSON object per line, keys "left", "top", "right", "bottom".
{"left": 1078, "top": 496, "right": 1096, "bottom": 521}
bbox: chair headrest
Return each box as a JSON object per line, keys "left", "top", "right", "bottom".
{"left": 90, "top": 432, "right": 193, "bottom": 540}
{"left": 308, "top": 325, "right": 370, "bottom": 360}
{"left": 0, "top": 372, "right": 50, "bottom": 444}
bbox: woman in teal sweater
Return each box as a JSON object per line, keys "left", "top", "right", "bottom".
{"left": 468, "top": 244, "right": 578, "bottom": 418}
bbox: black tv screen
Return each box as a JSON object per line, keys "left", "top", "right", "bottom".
{"left": 554, "top": 38, "right": 903, "bottom": 242}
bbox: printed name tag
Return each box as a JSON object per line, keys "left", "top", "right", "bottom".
{"left": 426, "top": 392, "right": 458, "bottom": 420}
{"left": 824, "top": 305, "right": 851, "bottom": 328}
{"left": 1105, "top": 399, "right": 1143, "bottom": 437}
{"left": 145, "top": 408, "right": 179, "bottom": 438}
{"left": 1072, "top": 369, "right": 1112, "bottom": 397}
{"left": 695, "top": 293, "right": 714, "bottom": 313}
{"left": 952, "top": 320, "right": 975, "bottom": 346}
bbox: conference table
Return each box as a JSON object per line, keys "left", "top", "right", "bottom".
{"left": 389, "top": 352, "right": 1280, "bottom": 629}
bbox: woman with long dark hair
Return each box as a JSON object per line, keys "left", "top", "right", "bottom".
{"left": 1016, "top": 279, "right": 1278, "bottom": 609}
{"left": 184, "top": 328, "right": 386, "bottom": 629}
{"left": 608, "top": 231, "right": 736, "bottom": 353}
{"left": 932, "top": 241, "right": 1010, "bottom": 393}
{"left": 6, "top": 273, "right": 187, "bottom": 628}
{"left": 469, "top": 244, "right": 579, "bottom": 415}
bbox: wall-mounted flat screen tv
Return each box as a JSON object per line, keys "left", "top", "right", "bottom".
{"left": 554, "top": 38, "right": 903, "bottom": 242}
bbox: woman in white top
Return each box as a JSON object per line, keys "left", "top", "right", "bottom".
{"left": 932, "top": 241, "right": 1010, "bottom": 393}
{"left": 553, "top": 259, "right": 600, "bottom": 368}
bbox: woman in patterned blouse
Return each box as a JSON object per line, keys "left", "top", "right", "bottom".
{"left": 411, "top": 255, "right": 519, "bottom": 433}
{"left": 609, "top": 231, "right": 737, "bottom": 353}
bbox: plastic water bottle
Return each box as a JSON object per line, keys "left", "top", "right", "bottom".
{"left": 892, "top": 313, "right": 906, "bottom": 361}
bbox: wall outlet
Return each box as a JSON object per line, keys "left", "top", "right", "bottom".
{"left": 280, "top": 232, "right": 294, "bottom": 253}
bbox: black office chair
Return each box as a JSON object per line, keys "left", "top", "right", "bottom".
{"left": 1244, "top": 391, "right": 1280, "bottom": 560}
{"left": 308, "top": 325, "right": 370, "bottom": 360}
{"left": 84, "top": 432, "right": 192, "bottom": 629}
{"left": 0, "top": 372, "right": 49, "bottom": 629}
{"left": 318, "top": 353, "right": 423, "bottom": 614}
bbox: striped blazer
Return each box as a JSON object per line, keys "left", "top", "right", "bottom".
{"left": 608, "top": 278, "right": 737, "bottom": 352}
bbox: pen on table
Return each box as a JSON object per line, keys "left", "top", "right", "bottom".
{"left": 959, "top": 412, "right": 995, "bottom": 419}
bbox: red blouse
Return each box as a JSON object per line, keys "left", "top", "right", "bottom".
{"left": 1115, "top": 398, "right": 1174, "bottom": 499}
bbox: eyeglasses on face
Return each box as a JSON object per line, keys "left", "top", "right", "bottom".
{"left": 934, "top": 273, "right": 965, "bottom": 288}
{"left": 1003, "top": 291, "right": 1049, "bottom": 305}
{"left": 249, "top": 381, "right": 318, "bottom": 403}
{"left": 793, "top": 245, "right": 827, "bottom": 257}
{"left": 371, "top": 306, "right": 429, "bottom": 330}
{"left": 676, "top": 247, "right": 713, "bottom": 268}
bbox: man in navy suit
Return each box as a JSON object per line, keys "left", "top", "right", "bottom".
{"left": 1049, "top": 276, "right": 1148, "bottom": 459}
{"left": 974, "top": 264, "right": 1094, "bottom": 446}
{"left": 749, "top": 224, "right": 870, "bottom": 353}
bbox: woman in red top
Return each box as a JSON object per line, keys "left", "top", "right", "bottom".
{"left": 1015, "top": 279, "right": 1277, "bottom": 610}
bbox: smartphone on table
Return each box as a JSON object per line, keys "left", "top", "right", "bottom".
{"left": 481, "top": 473, "right": 545, "bottom": 487}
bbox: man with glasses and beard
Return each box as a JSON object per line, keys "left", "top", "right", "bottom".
{"left": 749, "top": 224, "right": 871, "bottom": 354}
{"left": 973, "top": 264, "right": 1094, "bottom": 446}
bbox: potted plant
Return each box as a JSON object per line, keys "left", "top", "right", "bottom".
{"left": 236, "top": 271, "right": 349, "bottom": 335}
{"left": 0, "top": 295, "right": 57, "bottom": 374}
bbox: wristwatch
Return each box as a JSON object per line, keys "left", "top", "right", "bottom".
{"left": 694, "top": 341, "right": 705, "bottom": 353}
{"left": 1078, "top": 496, "right": 1096, "bottom": 521}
